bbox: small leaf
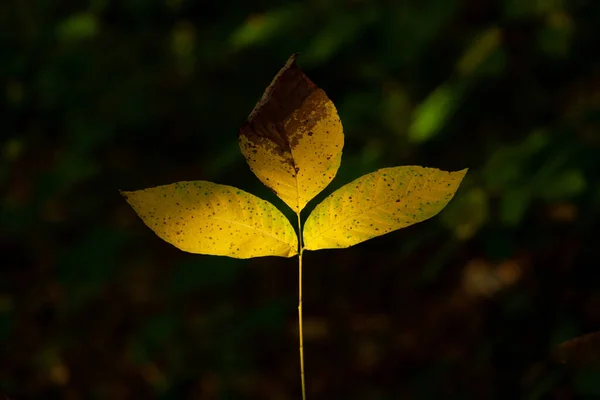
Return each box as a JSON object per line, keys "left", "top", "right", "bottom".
{"left": 239, "top": 54, "right": 344, "bottom": 212}
{"left": 121, "top": 181, "right": 298, "bottom": 258}
{"left": 303, "top": 166, "right": 467, "bottom": 250}
{"left": 408, "top": 82, "right": 464, "bottom": 143}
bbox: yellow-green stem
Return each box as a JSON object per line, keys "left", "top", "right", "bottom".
{"left": 296, "top": 211, "right": 306, "bottom": 400}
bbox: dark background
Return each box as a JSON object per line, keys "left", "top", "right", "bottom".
{"left": 2, "top": 0, "right": 600, "bottom": 398}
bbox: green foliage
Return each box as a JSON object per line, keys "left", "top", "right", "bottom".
{"left": 408, "top": 82, "right": 465, "bottom": 143}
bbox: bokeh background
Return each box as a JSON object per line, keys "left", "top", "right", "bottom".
{"left": 2, "top": 0, "right": 600, "bottom": 398}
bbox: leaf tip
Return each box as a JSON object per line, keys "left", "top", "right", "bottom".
{"left": 286, "top": 52, "right": 300, "bottom": 67}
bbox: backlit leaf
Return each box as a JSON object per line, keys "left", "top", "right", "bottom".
{"left": 239, "top": 54, "right": 344, "bottom": 212}
{"left": 303, "top": 166, "right": 467, "bottom": 250}
{"left": 121, "top": 181, "right": 298, "bottom": 258}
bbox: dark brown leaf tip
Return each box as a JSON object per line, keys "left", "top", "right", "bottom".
{"left": 239, "top": 53, "right": 318, "bottom": 155}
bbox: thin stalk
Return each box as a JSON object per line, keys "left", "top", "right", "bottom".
{"left": 296, "top": 211, "right": 307, "bottom": 400}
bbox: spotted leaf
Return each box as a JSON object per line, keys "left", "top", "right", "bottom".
{"left": 239, "top": 53, "right": 344, "bottom": 212}
{"left": 303, "top": 166, "right": 467, "bottom": 250}
{"left": 121, "top": 181, "right": 298, "bottom": 258}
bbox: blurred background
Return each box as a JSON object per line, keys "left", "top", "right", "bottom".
{"left": 2, "top": 0, "right": 600, "bottom": 398}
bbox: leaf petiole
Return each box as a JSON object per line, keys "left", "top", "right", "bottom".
{"left": 296, "top": 211, "right": 307, "bottom": 400}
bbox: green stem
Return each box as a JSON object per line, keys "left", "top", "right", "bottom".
{"left": 296, "top": 211, "right": 306, "bottom": 400}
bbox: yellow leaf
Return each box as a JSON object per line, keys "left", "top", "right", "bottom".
{"left": 239, "top": 54, "right": 344, "bottom": 212}
{"left": 303, "top": 166, "right": 467, "bottom": 250}
{"left": 121, "top": 181, "right": 298, "bottom": 258}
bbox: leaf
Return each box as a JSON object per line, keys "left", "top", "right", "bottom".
{"left": 121, "top": 181, "right": 298, "bottom": 258}
{"left": 239, "top": 54, "right": 344, "bottom": 212}
{"left": 408, "top": 81, "right": 464, "bottom": 143}
{"left": 303, "top": 166, "right": 467, "bottom": 250}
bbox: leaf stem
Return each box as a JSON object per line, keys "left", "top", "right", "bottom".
{"left": 296, "top": 211, "right": 307, "bottom": 400}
